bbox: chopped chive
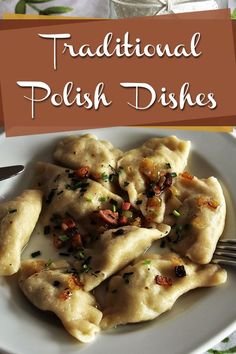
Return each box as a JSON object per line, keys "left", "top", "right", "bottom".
{"left": 59, "top": 252, "right": 70, "bottom": 257}
{"left": 143, "top": 259, "right": 151, "bottom": 265}
{"left": 117, "top": 167, "right": 124, "bottom": 175}
{"left": 99, "top": 196, "right": 107, "bottom": 202}
{"left": 122, "top": 210, "right": 133, "bottom": 218}
{"left": 46, "top": 189, "right": 57, "bottom": 204}
{"left": 85, "top": 196, "right": 93, "bottom": 202}
{"left": 160, "top": 240, "right": 166, "bottom": 248}
{"left": 101, "top": 173, "right": 109, "bottom": 182}
{"left": 124, "top": 181, "right": 130, "bottom": 187}
{"left": 45, "top": 258, "right": 53, "bottom": 267}
{"left": 165, "top": 163, "right": 171, "bottom": 169}
{"left": 172, "top": 209, "right": 181, "bottom": 217}
{"left": 112, "top": 229, "right": 125, "bottom": 237}
{"left": 44, "top": 225, "right": 51, "bottom": 235}
{"left": 57, "top": 190, "right": 64, "bottom": 196}
{"left": 9, "top": 209, "right": 17, "bottom": 214}
{"left": 31, "top": 251, "right": 41, "bottom": 258}
{"left": 59, "top": 235, "right": 70, "bottom": 242}
{"left": 54, "top": 174, "right": 60, "bottom": 182}
{"left": 171, "top": 172, "right": 177, "bottom": 178}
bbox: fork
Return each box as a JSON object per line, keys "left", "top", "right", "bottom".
{"left": 212, "top": 239, "right": 236, "bottom": 266}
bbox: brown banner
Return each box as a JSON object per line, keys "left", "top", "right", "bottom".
{"left": 0, "top": 10, "right": 236, "bottom": 135}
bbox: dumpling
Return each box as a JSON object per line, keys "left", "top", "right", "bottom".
{"left": 74, "top": 224, "right": 170, "bottom": 292}
{"left": 0, "top": 190, "right": 43, "bottom": 276}
{"left": 165, "top": 174, "right": 226, "bottom": 264}
{"left": 34, "top": 162, "right": 123, "bottom": 233}
{"left": 101, "top": 252, "right": 227, "bottom": 329}
{"left": 117, "top": 135, "right": 191, "bottom": 208}
{"left": 18, "top": 259, "right": 102, "bottom": 343}
{"left": 53, "top": 134, "right": 123, "bottom": 191}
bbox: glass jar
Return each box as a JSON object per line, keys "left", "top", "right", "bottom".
{"left": 109, "top": 0, "right": 229, "bottom": 19}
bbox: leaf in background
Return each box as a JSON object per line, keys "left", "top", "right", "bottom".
{"left": 26, "top": 0, "right": 55, "bottom": 3}
{"left": 15, "top": 0, "right": 26, "bottom": 14}
{"left": 39, "top": 6, "right": 73, "bottom": 15}
{"left": 231, "top": 9, "right": 236, "bottom": 19}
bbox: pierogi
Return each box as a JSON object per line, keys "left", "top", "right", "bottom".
{"left": 0, "top": 190, "right": 43, "bottom": 276}
{"left": 101, "top": 253, "right": 227, "bottom": 329}
{"left": 18, "top": 259, "right": 102, "bottom": 343}
{"left": 34, "top": 162, "right": 123, "bottom": 233}
{"left": 165, "top": 175, "right": 226, "bottom": 264}
{"left": 117, "top": 135, "right": 191, "bottom": 207}
{"left": 54, "top": 134, "right": 123, "bottom": 191}
{"left": 74, "top": 224, "right": 170, "bottom": 291}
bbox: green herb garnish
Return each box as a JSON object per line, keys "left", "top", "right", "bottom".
{"left": 124, "top": 181, "right": 130, "bottom": 187}
{"left": 165, "top": 163, "right": 171, "bottom": 169}
{"left": 44, "top": 225, "right": 51, "bottom": 235}
{"left": 9, "top": 209, "right": 17, "bottom": 214}
{"left": 172, "top": 209, "right": 181, "bottom": 217}
{"left": 31, "top": 251, "right": 41, "bottom": 258}
{"left": 46, "top": 189, "right": 56, "bottom": 204}
{"left": 171, "top": 172, "right": 177, "bottom": 178}
{"left": 99, "top": 196, "right": 107, "bottom": 202}
{"left": 59, "top": 235, "right": 70, "bottom": 242}
{"left": 45, "top": 258, "right": 53, "bottom": 268}
{"left": 101, "top": 173, "right": 109, "bottom": 182}
{"left": 143, "top": 259, "right": 151, "bottom": 265}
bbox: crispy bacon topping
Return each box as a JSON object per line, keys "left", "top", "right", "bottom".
{"left": 61, "top": 218, "right": 76, "bottom": 231}
{"left": 121, "top": 202, "right": 131, "bottom": 211}
{"left": 74, "top": 166, "right": 90, "bottom": 179}
{"left": 155, "top": 275, "right": 172, "bottom": 287}
{"left": 99, "top": 209, "right": 119, "bottom": 224}
{"left": 196, "top": 197, "right": 219, "bottom": 210}
{"left": 180, "top": 171, "right": 194, "bottom": 180}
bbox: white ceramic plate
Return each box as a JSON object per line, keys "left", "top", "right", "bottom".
{"left": 0, "top": 127, "right": 236, "bottom": 354}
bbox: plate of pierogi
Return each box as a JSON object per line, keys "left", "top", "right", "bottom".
{"left": 0, "top": 127, "right": 235, "bottom": 354}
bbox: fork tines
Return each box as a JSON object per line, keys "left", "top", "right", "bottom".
{"left": 212, "top": 240, "right": 236, "bottom": 266}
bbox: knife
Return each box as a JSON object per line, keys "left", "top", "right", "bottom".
{"left": 0, "top": 165, "right": 24, "bottom": 181}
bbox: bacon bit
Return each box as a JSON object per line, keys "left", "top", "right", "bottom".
{"left": 67, "top": 275, "right": 82, "bottom": 290}
{"left": 147, "top": 196, "right": 162, "bottom": 209}
{"left": 61, "top": 218, "right": 76, "bottom": 231}
{"left": 139, "top": 158, "right": 159, "bottom": 181}
{"left": 122, "top": 202, "right": 131, "bottom": 211}
{"left": 155, "top": 275, "right": 172, "bottom": 287}
{"left": 53, "top": 234, "right": 64, "bottom": 249}
{"left": 119, "top": 215, "right": 128, "bottom": 225}
{"left": 99, "top": 209, "right": 119, "bottom": 224}
{"left": 75, "top": 166, "right": 89, "bottom": 179}
{"left": 196, "top": 197, "right": 219, "bottom": 210}
{"left": 91, "top": 172, "right": 101, "bottom": 180}
{"left": 181, "top": 171, "right": 194, "bottom": 180}
{"left": 71, "top": 233, "right": 83, "bottom": 248}
{"left": 58, "top": 289, "right": 72, "bottom": 301}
